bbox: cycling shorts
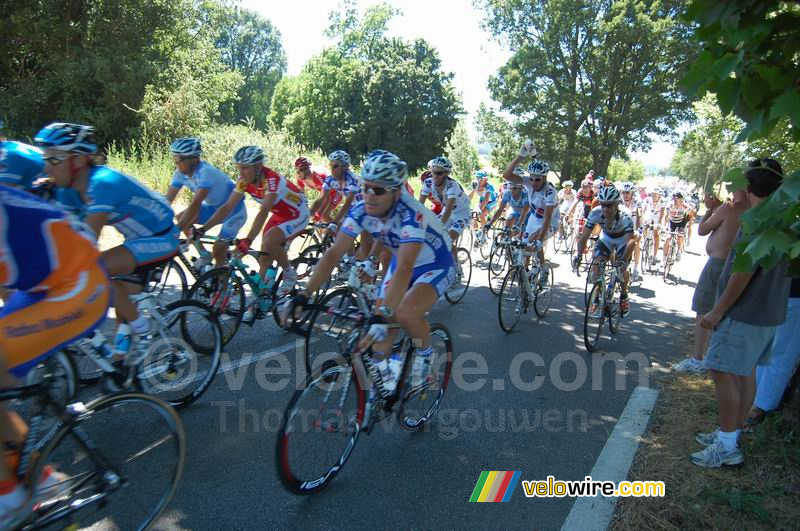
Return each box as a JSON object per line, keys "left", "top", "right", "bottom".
{"left": 595, "top": 234, "right": 631, "bottom": 260}
{"left": 669, "top": 219, "right": 688, "bottom": 233}
{"left": 508, "top": 210, "right": 530, "bottom": 227}
{"left": 524, "top": 212, "right": 559, "bottom": 240}
{"left": 198, "top": 202, "right": 247, "bottom": 242}
{"left": 123, "top": 225, "right": 180, "bottom": 266}
{"left": 378, "top": 254, "right": 456, "bottom": 300}
{"left": 265, "top": 209, "right": 311, "bottom": 239}
{"left": 443, "top": 217, "right": 469, "bottom": 237}
{"left": 1, "top": 262, "right": 111, "bottom": 379}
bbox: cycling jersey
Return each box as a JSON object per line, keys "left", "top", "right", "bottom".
{"left": 323, "top": 170, "right": 361, "bottom": 207}
{"left": 170, "top": 160, "right": 239, "bottom": 210}
{"left": 0, "top": 185, "right": 110, "bottom": 378}
{"left": 621, "top": 196, "right": 642, "bottom": 227}
{"left": 558, "top": 189, "right": 575, "bottom": 206}
{"left": 0, "top": 141, "right": 45, "bottom": 190}
{"left": 341, "top": 196, "right": 453, "bottom": 268}
{"left": 479, "top": 183, "right": 498, "bottom": 207}
{"left": 643, "top": 197, "right": 664, "bottom": 224}
{"left": 235, "top": 167, "right": 309, "bottom": 218}
{"left": 420, "top": 177, "right": 470, "bottom": 220}
{"left": 502, "top": 188, "right": 529, "bottom": 213}
{"left": 584, "top": 205, "right": 635, "bottom": 238}
{"left": 667, "top": 201, "right": 689, "bottom": 223}
{"left": 523, "top": 180, "right": 559, "bottom": 220}
{"left": 297, "top": 171, "right": 326, "bottom": 193}
{"left": 572, "top": 190, "right": 596, "bottom": 218}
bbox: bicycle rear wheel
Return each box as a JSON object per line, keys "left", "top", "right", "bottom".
{"left": 498, "top": 266, "right": 525, "bottom": 333}
{"left": 138, "top": 300, "right": 222, "bottom": 409}
{"left": 487, "top": 247, "right": 507, "bottom": 296}
{"left": 276, "top": 362, "right": 363, "bottom": 494}
{"left": 608, "top": 280, "right": 623, "bottom": 334}
{"left": 397, "top": 323, "right": 453, "bottom": 430}
{"left": 584, "top": 284, "right": 606, "bottom": 352}
{"left": 444, "top": 248, "right": 471, "bottom": 304}
{"left": 26, "top": 393, "right": 185, "bottom": 531}
{"left": 534, "top": 261, "right": 554, "bottom": 317}
{"left": 146, "top": 258, "right": 187, "bottom": 305}
{"left": 187, "top": 266, "right": 244, "bottom": 346}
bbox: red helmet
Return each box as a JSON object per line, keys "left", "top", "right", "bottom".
{"left": 294, "top": 156, "right": 312, "bottom": 169}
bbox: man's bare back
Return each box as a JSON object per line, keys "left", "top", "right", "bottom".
{"left": 698, "top": 190, "right": 749, "bottom": 259}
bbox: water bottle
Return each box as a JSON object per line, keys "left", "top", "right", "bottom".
{"left": 263, "top": 266, "right": 278, "bottom": 291}
{"left": 90, "top": 331, "right": 113, "bottom": 358}
{"left": 248, "top": 269, "right": 264, "bottom": 290}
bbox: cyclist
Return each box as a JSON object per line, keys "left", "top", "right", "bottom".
{"left": 280, "top": 149, "right": 455, "bottom": 393}
{"left": 166, "top": 137, "right": 245, "bottom": 266}
{"left": 558, "top": 180, "right": 575, "bottom": 209}
{"left": 566, "top": 178, "right": 596, "bottom": 226}
{"left": 620, "top": 182, "right": 643, "bottom": 280}
{"left": 198, "top": 146, "right": 309, "bottom": 302}
{"left": 662, "top": 191, "right": 689, "bottom": 267}
{"left": 485, "top": 168, "right": 530, "bottom": 233}
{"left": 0, "top": 121, "right": 45, "bottom": 192}
{"left": 0, "top": 185, "right": 111, "bottom": 525}
{"left": 36, "top": 123, "right": 179, "bottom": 359}
{"left": 503, "top": 149, "right": 559, "bottom": 287}
{"left": 572, "top": 185, "right": 635, "bottom": 316}
{"left": 419, "top": 156, "right": 471, "bottom": 255}
{"left": 685, "top": 191, "right": 700, "bottom": 245}
{"left": 311, "top": 150, "right": 360, "bottom": 233}
{"left": 294, "top": 156, "right": 326, "bottom": 196}
{"left": 642, "top": 187, "right": 666, "bottom": 266}
{"left": 468, "top": 170, "right": 497, "bottom": 239}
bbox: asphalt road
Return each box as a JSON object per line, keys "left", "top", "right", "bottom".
{"left": 82, "top": 228, "right": 708, "bottom": 530}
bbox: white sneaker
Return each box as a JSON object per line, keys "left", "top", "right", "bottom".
{"left": 277, "top": 270, "right": 297, "bottom": 297}
{"left": 411, "top": 354, "right": 431, "bottom": 387}
{"left": 243, "top": 307, "right": 255, "bottom": 323}
{"left": 690, "top": 439, "right": 743, "bottom": 467}
{"left": 672, "top": 357, "right": 705, "bottom": 374}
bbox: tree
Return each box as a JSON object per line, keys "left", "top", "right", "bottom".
{"left": 444, "top": 119, "right": 480, "bottom": 184}
{"left": 475, "top": 105, "right": 519, "bottom": 172}
{"left": 269, "top": 3, "right": 463, "bottom": 171}
{"left": 478, "top": 0, "right": 695, "bottom": 178}
{"left": 607, "top": 157, "right": 645, "bottom": 183}
{"left": 216, "top": 6, "right": 287, "bottom": 129}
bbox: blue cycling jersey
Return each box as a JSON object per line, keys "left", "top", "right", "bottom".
{"left": 502, "top": 189, "right": 529, "bottom": 212}
{"left": 0, "top": 141, "right": 45, "bottom": 191}
{"left": 341, "top": 195, "right": 452, "bottom": 268}
{"left": 481, "top": 183, "right": 498, "bottom": 204}
{"left": 56, "top": 166, "right": 175, "bottom": 238}
{"left": 170, "top": 161, "right": 241, "bottom": 211}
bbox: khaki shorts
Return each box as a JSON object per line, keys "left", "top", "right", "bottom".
{"left": 691, "top": 256, "right": 725, "bottom": 314}
{"left": 704, "top": 318, "right": 776, "bottom": 376}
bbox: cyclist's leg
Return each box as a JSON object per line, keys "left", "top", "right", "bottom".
{"left": 632, "top": 232, "right": 642, "bottom": 274}
{"left": 620, "top": 239, "right": 636, "bottom": 297}
{"left": 200, "top": 203, "right": 246, "bottom": 266}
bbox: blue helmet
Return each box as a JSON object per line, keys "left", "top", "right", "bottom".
{"left": 475, "top": 170, "right": 488, "bottom": 179}
{"left": 233, "top": 145, "right": 265, "bottom": 165}
{"left": 528, "top": 160, "right": 550, "bottom": 177}
{"left": 170, "top": 137, "right": 202, "bottom": 157}
{"left": 360, "top": 149, "right": 408, "bottom": 188}
{"left": 35, "top": 122, "right": 97, "bottom": 154}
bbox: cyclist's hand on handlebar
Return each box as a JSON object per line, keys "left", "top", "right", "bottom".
{"left": 235, "top": 238, "right": 251, "bottom": 254}
{"left": 190, "top": 226, "right": 206, "bottom": 241}
{"left": 357, "top": 314, "right": 389, "bottom": 352}
{"left": 355, "top": 259, "right": 378, "bottom": 282}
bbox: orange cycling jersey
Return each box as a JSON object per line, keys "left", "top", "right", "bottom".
{"left": 235, "top": 167, "right": 308, "bottom": 218}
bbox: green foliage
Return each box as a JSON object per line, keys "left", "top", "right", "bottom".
{"left": 476, "top": 105, "right": 520, "bottom": 173}
{"left": 270, "top": 3, "right": 463, "bottom": 171}
{"left": 682, "top": 0, "right": 800, "bottom": 273}
{"left": 479, "top": 0, "right": 695, "bottom": 179}
{"left": 444, "top": 119, "right": 480, "bottom": 185}
{"left": 607, "top": 158, "right": 645, "bottom": 183}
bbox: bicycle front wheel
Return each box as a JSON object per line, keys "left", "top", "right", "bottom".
{"left": 444, "top": 248, "right": 471, "bottom": 304}
{"left": 584, "top": 284, "right": 606, "bottom": 352}
{"left": 276, "top": 362, "right": 363, "bottom": 494}
{"left": 138, "top": 300, "right": 222, "bottom": 408}
{"left": 27, "top": 392, "right": 185, "bottom": 531}
{"left": 397, "top": 323, "right": 453, "bottom": 431}
{"left": 187, "top": 266, "right": 244, "bottom": 346}
{"left": 304, "top": 287, "right": 359, "bottom": 378}
{"left": 498, "top": 266, "right": 525, "bottom": 333}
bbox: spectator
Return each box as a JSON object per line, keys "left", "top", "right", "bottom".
{"left": 673, "top": 189, "right": 749, "bottom": 374}
{"left": 692, "top": 158, "right": 791, "bottom": 468}
{"left": 747, "top": 278, "right": 800, "bottom": 426}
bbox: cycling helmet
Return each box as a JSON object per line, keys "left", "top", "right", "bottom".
{"left": 428, "top": 156, "right": 453, "bottom": 172}
{"left": 35, "top": 123, "right": 97, "bottom": 154}
{"left": 512, "top": 165, "right": 526, "bottom": 177}
{"left": 294, "top": 156, "right": 312, "bottom": 169}
{"left": 528, "top": 160, "right": 550, "bottom": 176}
{"left": 233, "top": 145, "right": 265, "bottom": 165}
{"left": 563, "top": 180, "right": 574, "bottom": 188}
{"left": 598, "top": 185, "right": 621, "bottom": 203}
{"left": 170, "top": 137, "right": 202, "bottom": 157}
{"left": 621, "top": 182, "right": 635, "bottom": 193}
{"left": 475, "top": 170, "right": 488, "bottom": 179}
{"left": 328, "top": 150, "right": 351, "bottom": 165}
{"left": 673, "top": 191, "right": 684, "bottom": 199}
{"left": 360, "top": 150, "right": 408, "bottom": 188}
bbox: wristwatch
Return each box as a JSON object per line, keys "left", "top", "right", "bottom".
{"left": 378, "top": 305, "right": 394, "bottom": 318}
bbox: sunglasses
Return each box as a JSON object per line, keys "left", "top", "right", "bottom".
{"left": 173, "top": 155, "right": 193, "bottom": 163}
{"left": 600, "top": 202, "right": 616, "bottom": 208}
{"left": 363, "top": 185, "right": 397, "bottom": 196}
{"left": 433, "top": 171, "right": 448, "bottom": 176}
{"left": 330, "top": 164, "right": 342, "bottom": 170}
{"left": 532, "top": 177, "right": 543, "bottom": 181}
{"left": 44, "top": 154, "right": 69, "bottom": 165}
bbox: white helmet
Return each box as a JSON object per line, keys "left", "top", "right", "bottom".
{"left": 328, "top": 150, "right": 351, "bottom": 165}
{"left": 170, "top": 137, "right": 202, "bottom": 157}
{"left": 233, "top": 145, "right": 265, "bottom": 165}
{"left": 512, "top": 165, "right": 526, "bottom": 177}
{"left": 427, "top": 156, "right": 453, "bottom": 172}
{"left": 598, "top": 185, "right": 621, "bottom": 203}
{"left": 360, "top": 149, "right": 408, "bottom": 188}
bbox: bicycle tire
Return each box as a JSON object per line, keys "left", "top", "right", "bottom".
{"left": 187, "top": 266, "right": 245, "bottom": 346}
{"left": 24, "top": 392, "right": 185, "bottom": 531}
{"left": 444, "top": 248, "right": 471, "bottom": 304}
{"left": 608, "top": 280, "right": 622, "bottom": 334}
{"left": 498, "top": 266, "right": 525, "bottom": 333}
{"left": 487, "top": 247, "right": 507, "bottom": 295}
{"left": 304, "top": 287, "right": 359, "bottom": 378}
{"left": 138, "top": 300, "right": 222, "bottom": 409}
{"left": 146, "top": 258, "right": 188, "bottom": 305}
{"left": 397, "top": 323, "right": 453, "bottom": 430}
{"left": 276, "top": 361, "right": 363, "bottom": 494}
{"left": 534, "top": 261, "right": 554, "bottom": 317}
{"left": 584, "top": 284, "right": 606, "bottom": 352}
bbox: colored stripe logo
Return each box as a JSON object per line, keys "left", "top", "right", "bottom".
{"left": 469, "top": 471, "right": 521, "bottom": 502}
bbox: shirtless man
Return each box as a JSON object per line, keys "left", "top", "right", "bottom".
{"left": 673, "top": 189, "right": 750, "bottom": 373}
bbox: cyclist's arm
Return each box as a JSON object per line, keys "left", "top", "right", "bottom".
{"left": 177, "top": 188, "right": 209, "bottom": 232}
{"left": 440, "top": 197, "right": 456, "bottom": 224}
{"left": 300, "top": 231, "right": 356, "bottom": 296}
{"left": 165, "top": 185, "right": 181, "bottom": 204}
{"left": 502, "top": 156, "right": 525, "bottom": 183}
{"left": 84, "top": 212, "right": 109, "bottom": 241}
{"left": 309, "top": 195, "right": 324, "bottom": 217}
{"left": 576, "top": 223, "right": 593, "bottom": 256}
{"left": 316, "top": 193, "right": 332, "bottom": 219}
{"left": 332, "top": 193, "right": 354, "bottom": 226}
{"left": 698, "top": 203, "right": 727, "bottom": 236}
{"left": 378, "top": 241, "right": 421, "bottom": 318}
{"left": 418, "top": 192, "right": 427, "bottom": 206}
{"left": 518, "top": 204, "right": 530, "bottom": 227}
{"left": 479, "top": 194, "right": 489, "bottom": 211}
{"left": 487, "top": 200, "right": 507, "bottom": 226}
{"left": 245, "top": 193, "right": 278, "bottom": 242}
{"left": 200, "top": 190, "right": 243, "bottom": 232}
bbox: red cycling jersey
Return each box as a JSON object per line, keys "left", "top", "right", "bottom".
{"left": 297, "top": 171, "right": 326, "bottom": 193}
{"left": 235, "top": 167, "right": 308, "bottom": 219}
